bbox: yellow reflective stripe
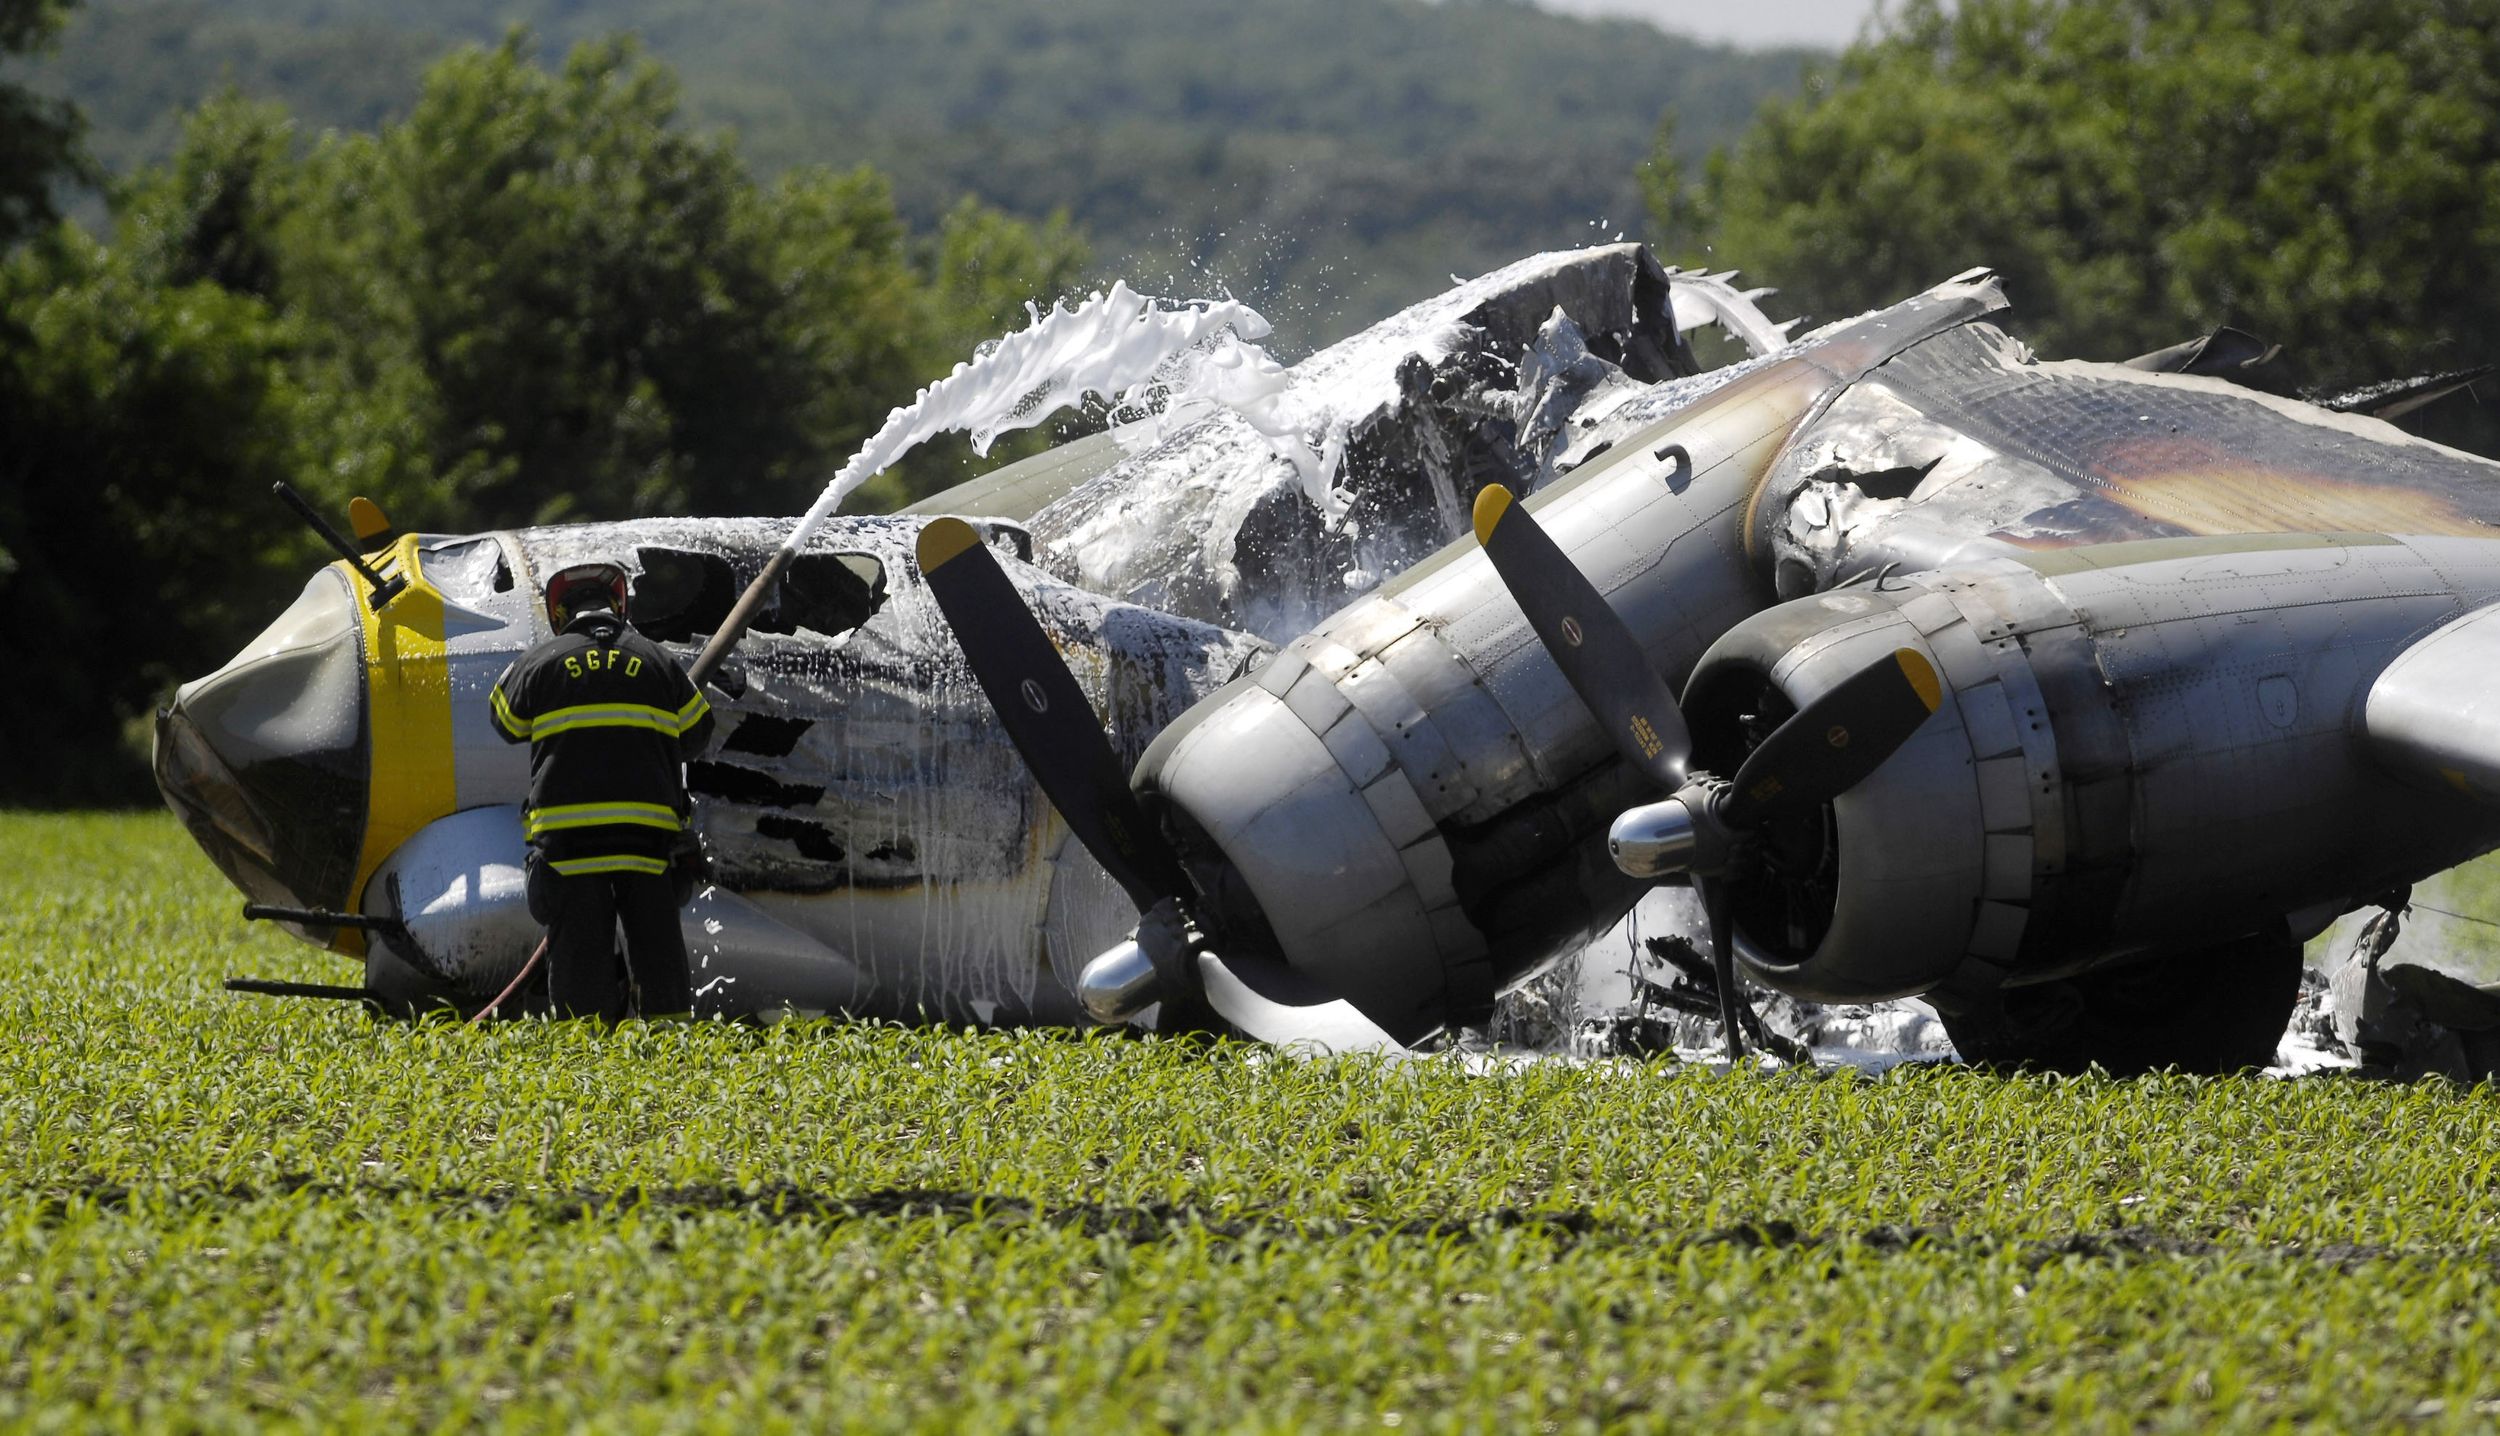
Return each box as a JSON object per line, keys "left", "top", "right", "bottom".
{"left": 677, "top": 690, "right": 709, "bottom": 727}
{"left": 532, "top": 800, "right": 681, "bottom": 823}
{"left": 524, "top": 802, "right": 683, "bottom": 837}
{"left": 547, "top": 853, "right": 671, "bottom": 877}
{"left": 528, "top": 703, "right": 681, "bottom": 738}
{"left": 490, "top": 684, "right": 531, "bottom": 739}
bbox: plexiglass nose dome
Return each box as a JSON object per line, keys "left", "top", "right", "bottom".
{"left": 153, "top": 567, "right": 369, "bottom": 933}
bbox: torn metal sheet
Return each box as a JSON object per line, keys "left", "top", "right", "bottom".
{"left": 1026, "top": 245, "right": 1789, "bottom": 641}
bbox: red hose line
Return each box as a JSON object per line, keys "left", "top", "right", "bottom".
{"left": 469, "top": 936, "right": 550, "bottom": 1026}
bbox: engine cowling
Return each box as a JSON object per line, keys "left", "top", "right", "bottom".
{"left": 1684, "top": 535, "right": 2500, "bottom": 1006}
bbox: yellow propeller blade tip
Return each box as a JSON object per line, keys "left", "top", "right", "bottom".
{"left": 1471, "top": 484, "right": 1515, "bottom": 546}
{"left": 348, "top": 496, "right": 393, "bottom": 543}
{"left": 916, "top": 516, "right": 983, "bottom": 572}
{"left": 1895, "top": 648, "right": 1943, "bottom": 713}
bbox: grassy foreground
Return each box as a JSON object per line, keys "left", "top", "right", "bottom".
{"left": 7, "top": 813, "right": 2500, "bottom": 1431}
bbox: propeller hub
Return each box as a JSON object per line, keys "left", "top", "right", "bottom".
{"left": 1608, "top": 779, "right": 1742, "bottom": 879}
{"left": 1609, "top": 795, "right": 1699, "bottom": 878}
{"left": 1075, "top": 895, "right": 1211, "bottom": 1027}
{"left": 1076, "top": 939, "right": 1160, "bottom": 1025}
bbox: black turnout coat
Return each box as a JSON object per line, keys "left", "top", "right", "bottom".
{"left": 488, "top": 611, "right": 715, "bottom": 876}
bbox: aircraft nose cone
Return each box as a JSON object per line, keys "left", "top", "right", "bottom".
{"left": 153, "top": 568, "right": 369, "bottom": 926}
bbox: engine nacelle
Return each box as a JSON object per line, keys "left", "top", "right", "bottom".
{"left": 1685, "top": 535, "right": 2500, "bottom": 1005}
{"left": 1127, "top": 335, "right": 1867, "bottom": 1036}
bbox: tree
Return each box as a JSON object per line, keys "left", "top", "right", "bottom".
{"left": 289, "top": 34, "right": 860, "bottom": 527}
{"left": 282, "top": 32, "right": 1088, "bottom": 527}
{"left": 0, "top": 0, "right": 92, "bottom": 676}
{"left": 0, "top": 227, "right": 320, "bottom": 803}
{"left": 111, "top": 89, "right": 298, "bottom": 300}
{"left": 0, "top": 32, "right": 1090, "bottom": 800}
{"left": 1649, "top": 0, "right": 2500, "bottom": 409}
{"left": 0, "top": 0, "right": 89, "bottom": 250}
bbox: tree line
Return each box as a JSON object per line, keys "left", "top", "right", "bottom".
{"left": 39, "top": 0, "right": 1815, "bottom": 354}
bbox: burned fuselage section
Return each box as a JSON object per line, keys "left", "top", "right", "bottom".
{"left": 162, "top": 513, "right": 1265, "bottom": 1025}
{"left": 1021, "top": 244, "right": 1789, "bottom": 641}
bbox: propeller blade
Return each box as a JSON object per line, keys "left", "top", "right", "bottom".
{"left": 924, "top": 517, "right": 1424, "bottom": 1051}
{"left": 1721, "top": 647, "right": 1942, "bottom": 828}
{"left": 917, "top": 517, "right": 1191, "bottom": 912}
{"left": 1473, "top": 483, "right": 1690, "bottom": 791}
{"left": 1196, "top": 951, "right": 1409, "bottom": 1055}
{"left": 1698, "top": 874, "right": 1744, "bottom": 1062}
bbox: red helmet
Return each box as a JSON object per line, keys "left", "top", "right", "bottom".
{"left": 544, "top": 563, "right": 630, "bottom": 630}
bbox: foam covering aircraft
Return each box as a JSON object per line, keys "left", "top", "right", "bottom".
{"left": 159, "top": 245, "right": 2500, "bottom": 1071}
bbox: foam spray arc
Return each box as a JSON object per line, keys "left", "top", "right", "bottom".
{"left": 686, "top": 282, "right": 1277, "bottom": 688}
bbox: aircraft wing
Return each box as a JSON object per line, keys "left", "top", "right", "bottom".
{"left": 1756, "top": 318, "right": 2500, "bottom": 594}
{"left": 900, "top": 429, "right": 1127, "bottom": 522}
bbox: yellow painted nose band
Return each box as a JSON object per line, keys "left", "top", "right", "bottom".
{"left": 345, "top": 534, "right": 455, "bottom": 954}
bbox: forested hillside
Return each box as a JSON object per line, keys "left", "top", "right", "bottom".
{"left": 35, "top": 0, "right": 1813, "bottom": 350}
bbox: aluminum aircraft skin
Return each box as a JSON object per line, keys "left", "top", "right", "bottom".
{"left": 157, "top": 244, "right": 2500, "bottom": 1069}
{"left": 159, "top": 246, "right": 1749, "bottom": 1028}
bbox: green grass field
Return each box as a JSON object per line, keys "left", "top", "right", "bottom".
{"left": 9, "top": 812, "right": 2500, "bottom": 1431}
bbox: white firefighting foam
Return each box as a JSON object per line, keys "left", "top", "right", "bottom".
{"left": 786, "top": 283, "right": 1293, "bottom": 551}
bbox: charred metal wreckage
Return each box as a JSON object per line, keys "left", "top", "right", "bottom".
{"left": 159, "top": 243, "right": 2500, "bottom": 1073}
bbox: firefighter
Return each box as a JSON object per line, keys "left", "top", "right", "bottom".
{"left": 489, "top": 562, "right": 717, "bottom": 1019}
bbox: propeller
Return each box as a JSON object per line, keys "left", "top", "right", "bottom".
{"left": 914, "top": 517, "right": 1407, "bottom": 1054}
{"left": 1471, "top": 483, "right": 1941, "bottom": 1059}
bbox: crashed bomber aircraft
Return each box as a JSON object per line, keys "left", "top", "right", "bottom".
{"left": 157, "top": 243, "right": 2500, "bottom": 1071}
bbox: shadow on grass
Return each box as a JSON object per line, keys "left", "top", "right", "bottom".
{"left": 27, "top": 1177, "right": 2475, "bottom": 1271}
